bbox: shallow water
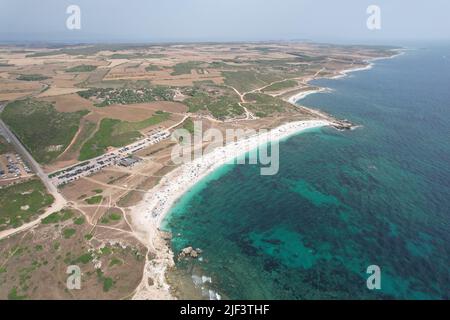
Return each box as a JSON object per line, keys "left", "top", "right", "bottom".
{"left": 163, "top": 45, "right": 450, "bottom": 299}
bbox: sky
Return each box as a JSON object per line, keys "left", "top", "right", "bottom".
{"left": 0, "top": 0, "right": 449, "bottom": 44}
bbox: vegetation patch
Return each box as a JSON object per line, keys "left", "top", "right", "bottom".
{"left": 62, "top": 228, "right": 76, "bottom": 239}
{"left": 78, "top": 87, "right": 174, "bottom": 107}
{"left": 145, "top": 64, "right": 161, "bottom": 71}
{"left": 109, "top": 53, "right": 165, "bottom": 59}
{"left": 79, "top": 112, "right": 170, "bottom": 160}
{"left": 243, "top": 93, "right": 294, "bottom": 117}
{"left": 262, "top": 80, "right": 298, "bottom": 92}
{"left": 96, "top": 269, "right": 114, "bottom": 292}
{"left": 100, "top": 211, "right": 122, "bottom": 224}
{"left": 73, "top": 217, "right": 85, "bottom": 225}
{"left": 0, "top": 137, "right": 12, "bottom": 154}
{"left": 183, "top": 87, "right": 243, "bottom": 120}
{"left": 223, "top": 70, "right": 267, "bottom": 93}
{"left": 84, "top": 195, "right": 103, "bottom": 205}
{"left": 16, "top": 74, "right": 50, "bottom": 81}
{"left": 8, "top": 287, "right": 27, "bottom": 300}
{"left": 0, "top": 179, "right": 54, "bottom": 231}
{"left": 182, "top": 118, "right": 195, "bottom": 134}
{"left": 109, "top": 257, "right": 123, "bottom": 267}
{"left": 1, "top": 99, "right": 88, "bottom": 164}
{"left": 65, "top": 64, "right": 97, "bottom": 73}
{"left": 171, "top": 61, "right": 205, "bottom": 76}
{"left": 41, "top": 209, "right": 74, "bottom": 224}
{"left": 76, "top": 253, "right": 93, "bottom": 264}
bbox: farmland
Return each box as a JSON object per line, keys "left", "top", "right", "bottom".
{"left": 0, "top": 42, "right": 396, "bottom": 299}
{"left": 16, "top": 74, "right": 50, "bottom": 81}
{"left": 65, "top": 65, "right": 97, "bottom": 73}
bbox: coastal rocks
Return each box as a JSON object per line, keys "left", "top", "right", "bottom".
{"left": 159, "top": 230, "right": 172, "bottom": 241}
{"left": 179, "top": 246, "right": 202, "bottom": 259}
{"left": 332, "top": 119, "right": 353, "bottom": 130}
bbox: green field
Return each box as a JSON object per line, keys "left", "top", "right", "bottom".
{"left": 184, "top": 87, "right": 244, "bottom": 120}
{"left": 0, "top": 179, "right": 54, "bottom": 231}
{"left": 84, "top": 195, "right": 103, "bottom": 205}
{"left": 63, "top": 120, "right": 97, "bottom": 157}
{"left": 145, "top": 64, "right": 161, "bottom": 71}
{"left": 109, "top": 53, "right": 165, "bottom": 59}
{"left": 182, "top": 118, "right": 195, "bottom": 134}
{"left": 243, "top": 93, "right": 294, "bottom": 117}
{"left": 25, "top": 45, "right": 167, "bottom": 57}
{"left": 1, "top": 99, "right": 88, "bottom": 164}
{"left": 41, "top": 209, "right": 74, "bottom": 224}
{"left": 0, "top": 137, "right": 12, "bottom": 154}
{"left": 262, "top": 80, "right": 298, "bottom": 92}
{"left": 79, "top": 112, "right": 170, "bottom": 160}
{"left": 78, "top": 87, "right": 174, "bottom": 107}
{"left": 222, "top": 71, "right": 267, "bottom": 93}
{"left": 16, "top": 74, "right": 50, "bottom": 81}
{"left": 101, "top": 211, "right": 122, "bottom": 224}
{"left": 171, "top": 61, "right": 204, "bottom": 76}
{"left": 63, "top": 228, "right": 76, "bottom": 239}
{"left": 65, "top": 65, "right": 97, "bottom": 73}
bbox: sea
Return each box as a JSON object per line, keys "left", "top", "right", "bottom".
{"left": 162, "top": 44, "right": 450, "bottom": 300}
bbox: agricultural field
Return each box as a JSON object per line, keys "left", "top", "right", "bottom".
{"left": 0, "top": 42, "right": 396, "bottom": 299}
{"left": 65, "top": 65, "right": 97, "bottom": 73}
{"left": 16, "top": 74, "right": 50, "bottom": 81}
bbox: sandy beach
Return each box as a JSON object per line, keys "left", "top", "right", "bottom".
{"left": 129, "top": 49, "right": 405, "bottom": 300}
{"left": 129, "top": 119, "right": 330, "bottom": 299}
{"left": 287, "top": 88, "right": 329, "bottom": 104}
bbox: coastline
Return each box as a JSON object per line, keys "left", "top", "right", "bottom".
{"left": 288, "top": 49, "right": 406, "bottom": 104}
{"left": 129, "top": 119, "right": 330, "bottom": 299}
{"left": 129, "top": 48, "right": 405, "bottom": 300}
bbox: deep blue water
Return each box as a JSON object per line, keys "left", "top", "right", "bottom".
{"left": 163, "top": 45, "right": 450, "bottom": 299}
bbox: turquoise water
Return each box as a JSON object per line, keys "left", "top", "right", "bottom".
{"left": 163, "top": 45, "right": 450, "bottom": 299}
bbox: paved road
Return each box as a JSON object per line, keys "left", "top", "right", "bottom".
{"left": 0, "top": 104, "right": 58, "bottom": 195}
{"left": 0, "top": 104, "right": 67, "bottom": 240}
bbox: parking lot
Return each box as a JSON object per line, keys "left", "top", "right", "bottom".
{"left": 49, "top": 129, "right": 171, "bottom": 186}
{"left": 0, "top": 152, "right": 33, "bottom": 184}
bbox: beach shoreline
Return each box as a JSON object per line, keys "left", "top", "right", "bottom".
{"left": 129, "top": 48, "right": 405, "bottom": 300}
{"left": 287, "top": 49, "right": 406, "bottom": 104}
{"left": 129, "top": 119, "right": 331, "bottom": 299}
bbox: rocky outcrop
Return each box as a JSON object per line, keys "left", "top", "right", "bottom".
{"left": 332, "top": 119, "right": 353, "bottom": 130}
{"left": 179, "top": 246, "right": 202, "bottom": 259}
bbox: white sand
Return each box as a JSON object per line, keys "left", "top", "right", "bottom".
{"left": 287, "top": 88, "right": 328, "bottom": 104}
{"left": 130, "top": 49, "right": 406, "bottom": 299}
{"left": 130, "top": 119, "right": 330, "bottom": 299}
